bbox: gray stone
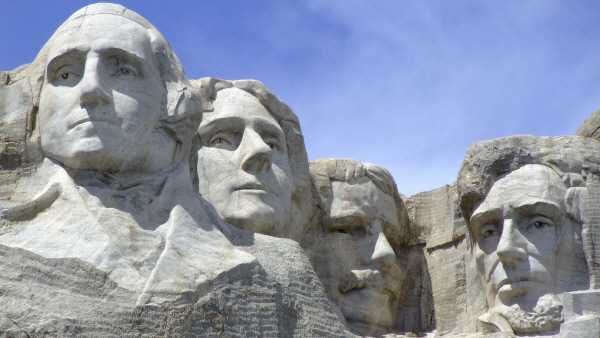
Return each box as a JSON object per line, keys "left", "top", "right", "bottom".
{"left": 190, "top": 77, "right": 313, "bottom": 241}
{"left": 559, "top": 290, "right": 600, "bottom": 338}
{"left": 576, "top": 108, "right": 600, "bottom": 140}
{"left": 0, "top": 4, "right": 350, "bottom": 337}
{"left": 305, "top": 158, "right": 410, "bottom": 336}
{"left": 4, "top": 2, "right": 600, "bottom": 338}
{"left": 457, "top": 135, "right": 600, "bottom": 336}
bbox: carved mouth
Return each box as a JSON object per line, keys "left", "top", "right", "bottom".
{"left": 497, "top": 276, "right": 535, "bottom": 290}
{"left": 338, "top": 270, "right": 400, "bottom": 297}
{"left": 68, "top": 117, "right": 119, "bottom": 130}
{"left": 234, "top": 183, "right": 264, "bottom": 191}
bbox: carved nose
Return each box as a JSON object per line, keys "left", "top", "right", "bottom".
{"left": 79, "top": 58, "right": 111, "bottom": 107}
{"left": 364, "top": 229, "right": 397, "bottom": 270}
{"left": 496, "top": 219, "right": 528, "bottom": 265}
{"left": 240, "top": 129, "right": 272, "bottom": 172}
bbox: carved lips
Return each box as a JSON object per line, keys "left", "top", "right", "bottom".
{"left": 68, "top": 116, "right": 120, "bottom": 130}
{"left": 496, "top": 276, "right": 540, "bottom": 296}
{"left": 338, "top": 269, "right": 400, "bottom": 298}
{"left": 234, "top": 182, "right": 265, "bottom": 192}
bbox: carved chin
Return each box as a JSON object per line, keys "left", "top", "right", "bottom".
{"left": 339, "top": 288, "right": 394, "bottom": 331}
{"left": 491, "top": 293, "right": 563, "bottom": 334}
{"left": 221, "top": 202, "right": 284, "bottom": 235}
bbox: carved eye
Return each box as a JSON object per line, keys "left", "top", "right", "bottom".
{"left": 55, "top": 67, "right": 77, "bottom": 82}
{"left": 526, "top": 216, "right": 555, "bottom": 232}
{"left": 331, "top": 224, "right": 367, "bottom": 241}
{"left": 211, "top": 137, "right": 226, "bottom": 145}
{"left": 209, "top": 135, "right": 233, "bottom": 148}
{"left": 331, "top": 225, "right": 369, "bottom": 249}
{"left": 483, "top": 229, "right": 499, "bottom": 238}
{"left": 480, "top": 224, "right": 500, "bottom": 238}
{"left": 263, "top": 137, "right": 280, "bottom": 151}
{"left": 115, "top": 66, "right": 137, "bottom": 77}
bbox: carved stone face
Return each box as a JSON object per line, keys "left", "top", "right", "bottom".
{"left": 196, "top": 87, "right": 293, "bottom": 235}
{"left": 319, "top": 178, "right": 403, "bottom": 335}
{"left": 470, "top": 165, "right": 565, "bottom": 311}
{"left": 39, "top": 15, "right": 176, "bottom": 173}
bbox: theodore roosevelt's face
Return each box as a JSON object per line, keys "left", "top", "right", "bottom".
{"left": 196, "top": 88, "right": 293, "bottom": 235}
{"left": 39, "top": 15, "right": 175, "bottom": 173}
{"left": 318, "top": 178, "right": 403, "bottom": 335}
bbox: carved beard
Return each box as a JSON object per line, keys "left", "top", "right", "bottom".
{"left": 491, "top": 293, "right": 563, "bottom": 333}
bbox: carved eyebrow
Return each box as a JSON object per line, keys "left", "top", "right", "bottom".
{"left": 197, "top": 116, "right": 244, "bottom": 136}
{"left": 470, "top": 200, "right": 563, "bottom": 231}
{"left": 253, "top": 118, "right": 285, "bottom": 140}
{"left": 96, "top": 47, "right": 145, "bottom": 76}
{"left": 46, "top": 48, "right": 86, "bottom": 77}
{"left": 45, "top": 46, "right": 147, "bottom": 79}
{"left": 513, "top": 201, "right": 563, "bottom": 221}
{"left": 327, "top": 215, "right": 369, "bottom": 229}
{"left": 470, "top": 208, "right": 501, "bottom": 230}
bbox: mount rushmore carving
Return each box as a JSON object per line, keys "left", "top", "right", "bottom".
{"left": 1, "top": 3, "right": 599, "bottom": 337}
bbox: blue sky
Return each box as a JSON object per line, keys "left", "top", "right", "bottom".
{"left": 2, "top": 1, "right": 599, "bottom": 195}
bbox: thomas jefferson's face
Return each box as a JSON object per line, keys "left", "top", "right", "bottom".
{"left": 317, "top": 178, "right": 403, "bottom": 336}
{"left": 196, "top": 88, "right": 293, "bottom": 235}
{"left": 470, "top": 165, "right": 565, "bottom": 310}
{"left": 39, "top": 15, "right": 176, "bottom": 173}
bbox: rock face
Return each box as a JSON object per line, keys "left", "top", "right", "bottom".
{"left": 403, "top": 183, "right": 471, "bottom": 333}
{"left": 190, "top": 78, "right": 313, "bottom": 242}
{"left": 305, "top": 158, "right": 409, "bottom": 336}
{"left": 0, "top": 3, "right": 349, "bottom": 337}
{"left": 2, "top": 3, "right": 600, "bottom": 338}
{"left": 457, "top": 135, "right": 600, "bottom": 336}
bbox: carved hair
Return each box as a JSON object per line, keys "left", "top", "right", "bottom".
{"left": 308, "top": 158, "right": 408, "bottom": 244}
{"left": 457, "top": 135, "right": 600, "bottom": 289}
{"left": 24, "top": 3, "right": 202, "bottom": 165}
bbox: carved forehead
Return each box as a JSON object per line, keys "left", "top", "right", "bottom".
{"left": 61, "top": 3, "right": 154, "bottom": 30}
{"left": 207, "top": 87, "right": 279, "bottom": 123}
{"left": 56, "top": 12, "right": 151, "bottom": 32}
{"left": 43, "top": 3, "right": 160, "bottom": 59}
{"left": 493, "top": 164, "right": 565, "bottom": 193}
{"left": 329, "top": 180, "right": 396, "bottom": 217}
{"left": 200, "top": 78, "right": 301, "bottom": 133}
{"left": 45, "top": 15, "right": 155, "bottom": 63}
{"left": 328, "top": 180, "right": 401, "bottom": 235}
{"left": 38, "top": 4, "right": 165, "bottom": 77}
{"left": 456, "top": 135, "right": 600, "bottom": 220}
{"left": 53, "top": 14, "right": 151, "bottom": 38}
{"left": 474, "top": 164, "right": 566, "bottom": 216}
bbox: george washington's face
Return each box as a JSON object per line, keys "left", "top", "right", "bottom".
{"left": 39, "top": 14, "right": 176, "bottom": 173}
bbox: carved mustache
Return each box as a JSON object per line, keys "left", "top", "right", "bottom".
{"left": 338, "top": 270, "right": 400, "bottom": 296}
